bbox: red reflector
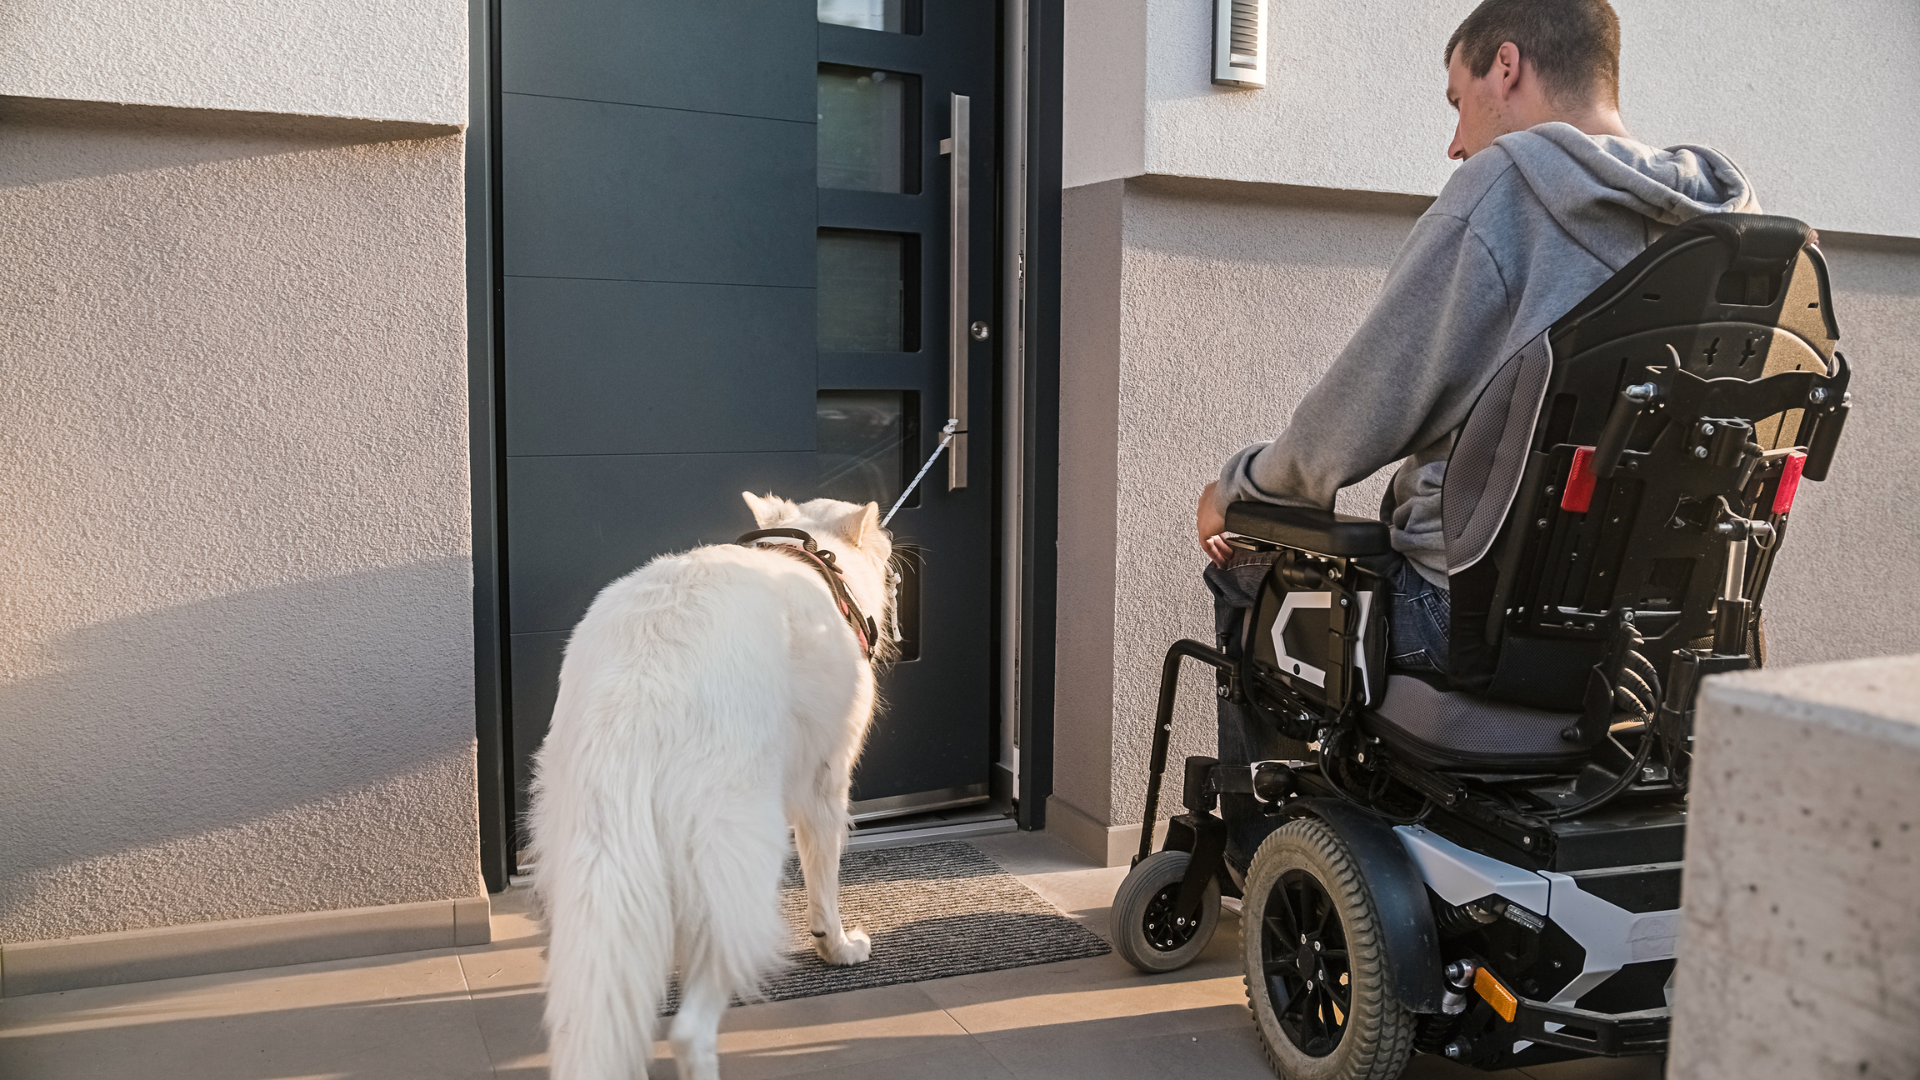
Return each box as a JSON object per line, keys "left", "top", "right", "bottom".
{"left": 1561, "top": 446, "right": 1598, "bottom": 513}
{"left": 1773, "top": 450, "right": 1807, "bottom": 515}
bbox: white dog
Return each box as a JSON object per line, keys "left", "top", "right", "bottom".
{"left": 527, "top": 493, "right": 893, "bottom": 1080}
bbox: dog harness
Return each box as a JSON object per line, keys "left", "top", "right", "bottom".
{"left": 735, "top": 528, "right": 879, "bottom": 662}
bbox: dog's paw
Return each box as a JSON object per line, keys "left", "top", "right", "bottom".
{"left": 814, "top": 925, "right": 872, "bottom": 966}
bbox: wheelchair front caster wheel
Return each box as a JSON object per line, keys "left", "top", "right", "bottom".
{"left": 1242, "top": 820, "right": 1415, "bottom": 1080}
{"left": 1112, "top": 849, "right": 1220, "bottom": 973}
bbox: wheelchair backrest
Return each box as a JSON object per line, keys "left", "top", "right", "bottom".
{"left": 1443, "top": 214, "right": 1851, "bottom": 709}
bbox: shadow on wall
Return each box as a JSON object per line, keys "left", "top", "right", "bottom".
{"left": 0, "top": 95, "right": 460, "bottom": 188}
{"left": 0, "top": 560, "right": 477, "bottom": 939}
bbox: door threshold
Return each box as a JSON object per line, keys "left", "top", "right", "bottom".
{"left": 849, "top": 783, "right": 991, "bottom": 823}
{"left": 846, "top": 813, "right": 1017, "bottom": 852}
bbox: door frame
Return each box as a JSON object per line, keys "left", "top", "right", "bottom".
{"left": 465, "top": 0, "right": 1064, "bottom": 892}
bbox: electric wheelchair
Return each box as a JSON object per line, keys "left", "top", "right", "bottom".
{"left": 1109, "top": 214, "right": 1852, "bottom": 1078}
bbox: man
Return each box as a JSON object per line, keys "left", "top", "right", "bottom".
{"left": 1197, "top": 0, "right": 1758, "bottom": 862}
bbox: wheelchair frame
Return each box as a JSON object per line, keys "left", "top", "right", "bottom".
{"left": 1116, "top": 213, "right": 1853, "bottom": 1073}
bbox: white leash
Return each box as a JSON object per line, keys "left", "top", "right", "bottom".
{"left": 881, "top": 418, "right": 959, "bottom": 528}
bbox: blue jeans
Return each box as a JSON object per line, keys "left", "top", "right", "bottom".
{"left": 1384, "top": 557, "right": 1451, "bottom": 675}
{"left": 1202, "top": 549, "right": 1448, "bottom": 868}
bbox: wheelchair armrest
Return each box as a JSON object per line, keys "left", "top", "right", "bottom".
{"left": 1224, "top": 502, "right": 1392, "bottom": 557}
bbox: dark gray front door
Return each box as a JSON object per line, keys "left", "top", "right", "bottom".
{"left": 497, "top": 1, "right": 1001, "bottom": 836}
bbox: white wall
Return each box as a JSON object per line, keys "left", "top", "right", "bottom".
{"left": 0, "top": 0, "right": 466, "bottom": 126}
{"left": 1067, "top": 0, "right": 1920, "bottom": 238}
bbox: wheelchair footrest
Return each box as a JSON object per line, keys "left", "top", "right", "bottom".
{"left": 1509, "top": 996, "right": 1669, "bottom": 1056}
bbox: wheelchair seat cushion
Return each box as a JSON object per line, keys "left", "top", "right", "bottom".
{"left": 1364, "top": 675, "right": 1589, "bottom": 771}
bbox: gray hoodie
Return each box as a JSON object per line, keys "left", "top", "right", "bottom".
{"left": 1214, "top": 122, "right": 1760, "bottom": 587}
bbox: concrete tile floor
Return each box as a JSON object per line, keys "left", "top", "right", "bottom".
{"left": 0, "top": 830, "right": 1665, "bottom": 1080}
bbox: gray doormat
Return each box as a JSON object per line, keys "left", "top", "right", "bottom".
{"left": 665, "top": 840, "right": 1110, "bottom": 1011}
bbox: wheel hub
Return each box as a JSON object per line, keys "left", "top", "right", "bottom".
{"left": 1141, "top": 882, "right": 1201, "bottom": 952}
{"left": 1296, "top": 933, "right": 1323, "bottom": 977}
{"left": 1261, "top": 870, "right": 1352, "bottom": 1058}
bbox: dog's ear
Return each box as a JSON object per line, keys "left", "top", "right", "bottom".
{"left": 833, "top": 501, "right": 882, "bottom": 548}
{"left": 741, "top": 492, "right": 792, "bottom": 528}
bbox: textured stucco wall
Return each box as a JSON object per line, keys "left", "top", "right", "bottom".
{"left": 1066, "top": 0, "right": 1920, "bottom": 238}
{"left": 1759, "top": 234, "right": 1920, "bottom": 667}
{"left": 1059, "top": 178, "right": 1920, "bottom": 830}
{"left": 1057, "top": 178, "right": 1425, "bottom": 828}
{"left": 0, "top": 100, "right": 476, "bottom": 941}
{"left": 0, "top": 0, "right": 465, "bottom": 126}
{"left": 1669, "top": 655, "right": 1920, "bottom": 1079}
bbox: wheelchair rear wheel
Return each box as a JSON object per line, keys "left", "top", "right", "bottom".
{"left": 1242, "top": 820, "right": 1414, "bottom": 1080}
{"left": 1111, "top": 850, "right": 1221, "bottom": 973}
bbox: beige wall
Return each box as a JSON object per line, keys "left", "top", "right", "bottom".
{"left": 0, "top": 0, "right": 465, "bottom": 125}
{"left": 0, "top": 99, "right": 476, "bottom": 941}
{"left": 1055, "top": 178, "right": 1426, "bottom": 835}
{"left": 1054, "top": 180, "right": 1126, "bottom": 828}
{"left": 1761, "top": 232, "right": 1920, "bottom": 666}
{"left": 1068, "top": 0, "right": 1920, "bottom": 237}
{"left": 1055, "top": 176, "right": 1920, "bottom": 846}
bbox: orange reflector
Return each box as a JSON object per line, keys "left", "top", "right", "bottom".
{"left": 1474, "top": 966, "right": 1519, "bottom": 1023}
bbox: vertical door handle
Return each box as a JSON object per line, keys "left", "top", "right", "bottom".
{"left": 942, "top": 93, "right": 970, "bottom": 490}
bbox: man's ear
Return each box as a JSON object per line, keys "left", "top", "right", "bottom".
{"left": 741, "top": 492, "right": 793, "bottom": 528}
{"left": 1493, "top": 40, "right": 1524, "bottom": 96}
{"left": 833, "top": 502, "right": 881, "bottom": 548}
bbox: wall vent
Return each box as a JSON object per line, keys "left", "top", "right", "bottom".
{"left": 1212, "top": 0, "right": 1267, "bottom": 89}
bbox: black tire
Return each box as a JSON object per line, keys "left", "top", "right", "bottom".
{"left": 1241, "top": 819, "right": 1415, "bottom": 1080}
{"left": 1111, "top": 850, "right": 1221, "bottom": 973}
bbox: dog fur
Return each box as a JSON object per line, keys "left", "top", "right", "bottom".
{"left": 527, "top": 493, "right": 894, "bottom": 1080}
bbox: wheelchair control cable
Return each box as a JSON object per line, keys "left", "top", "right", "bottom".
{"left": 1318, "top": 727, "right": 1433, "bottom": 826}
{"left": 1540, "top": 730, "right": 1654, "bottom": 821}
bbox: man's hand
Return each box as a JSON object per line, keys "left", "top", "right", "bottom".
{"left": 1198, "top": 482, "right": 1232, "bottom": 568}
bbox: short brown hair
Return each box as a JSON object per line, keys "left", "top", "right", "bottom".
{"left": 1445, "top": 0, "right": 1621, "bottom": 107}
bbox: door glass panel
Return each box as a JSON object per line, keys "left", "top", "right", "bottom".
{"left": 818, "top": 0, "right": 910, "bottom": 32}
{"left": 818, "top": 390, "right": 918, "bottom": 509}
{"left": 818, "top": 229, "right": 917, "bottom": 352}
{"left": 817, "top": 65, "right": 916, "bottom": 193}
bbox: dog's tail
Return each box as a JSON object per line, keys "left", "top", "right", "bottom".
{"left": 530, "top": 745, "right": 675, "bottom": 1080}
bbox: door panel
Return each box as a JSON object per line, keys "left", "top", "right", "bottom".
{"left": 505, "top": 451, "right": 815, "bottom": 636}
{"left": 502, "top": 95, "right": 814, "bottom": 285}
{"left": 495, "top": 0, "right": 1002, "bottom": 832}
{"left": 502, "top": 0, "right": 816, "bottom": 121}
{"left": 507, "top": 630, "right": 567, "bottom": 807}
{"left": 503, "top": 278, "right": 814, "bottom": 458}
{"left": 814, "top": 3, "right": 998, "bottom": 813}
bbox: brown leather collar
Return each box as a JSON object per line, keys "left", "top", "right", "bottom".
{"left": 736, "top": 528, "right": 879, "bottom": 661}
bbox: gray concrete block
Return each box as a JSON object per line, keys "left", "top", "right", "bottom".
{"left": 1669, "top": 654, "right": 1920, "bottom": 1079}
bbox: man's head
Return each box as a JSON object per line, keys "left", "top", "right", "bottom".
{"left": 1444, "top": 0, "right": 1625, "bottom": 160}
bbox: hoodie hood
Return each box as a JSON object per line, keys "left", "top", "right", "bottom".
{"left": 1495, "top": 121, "right": 1761, "bottom": 267}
